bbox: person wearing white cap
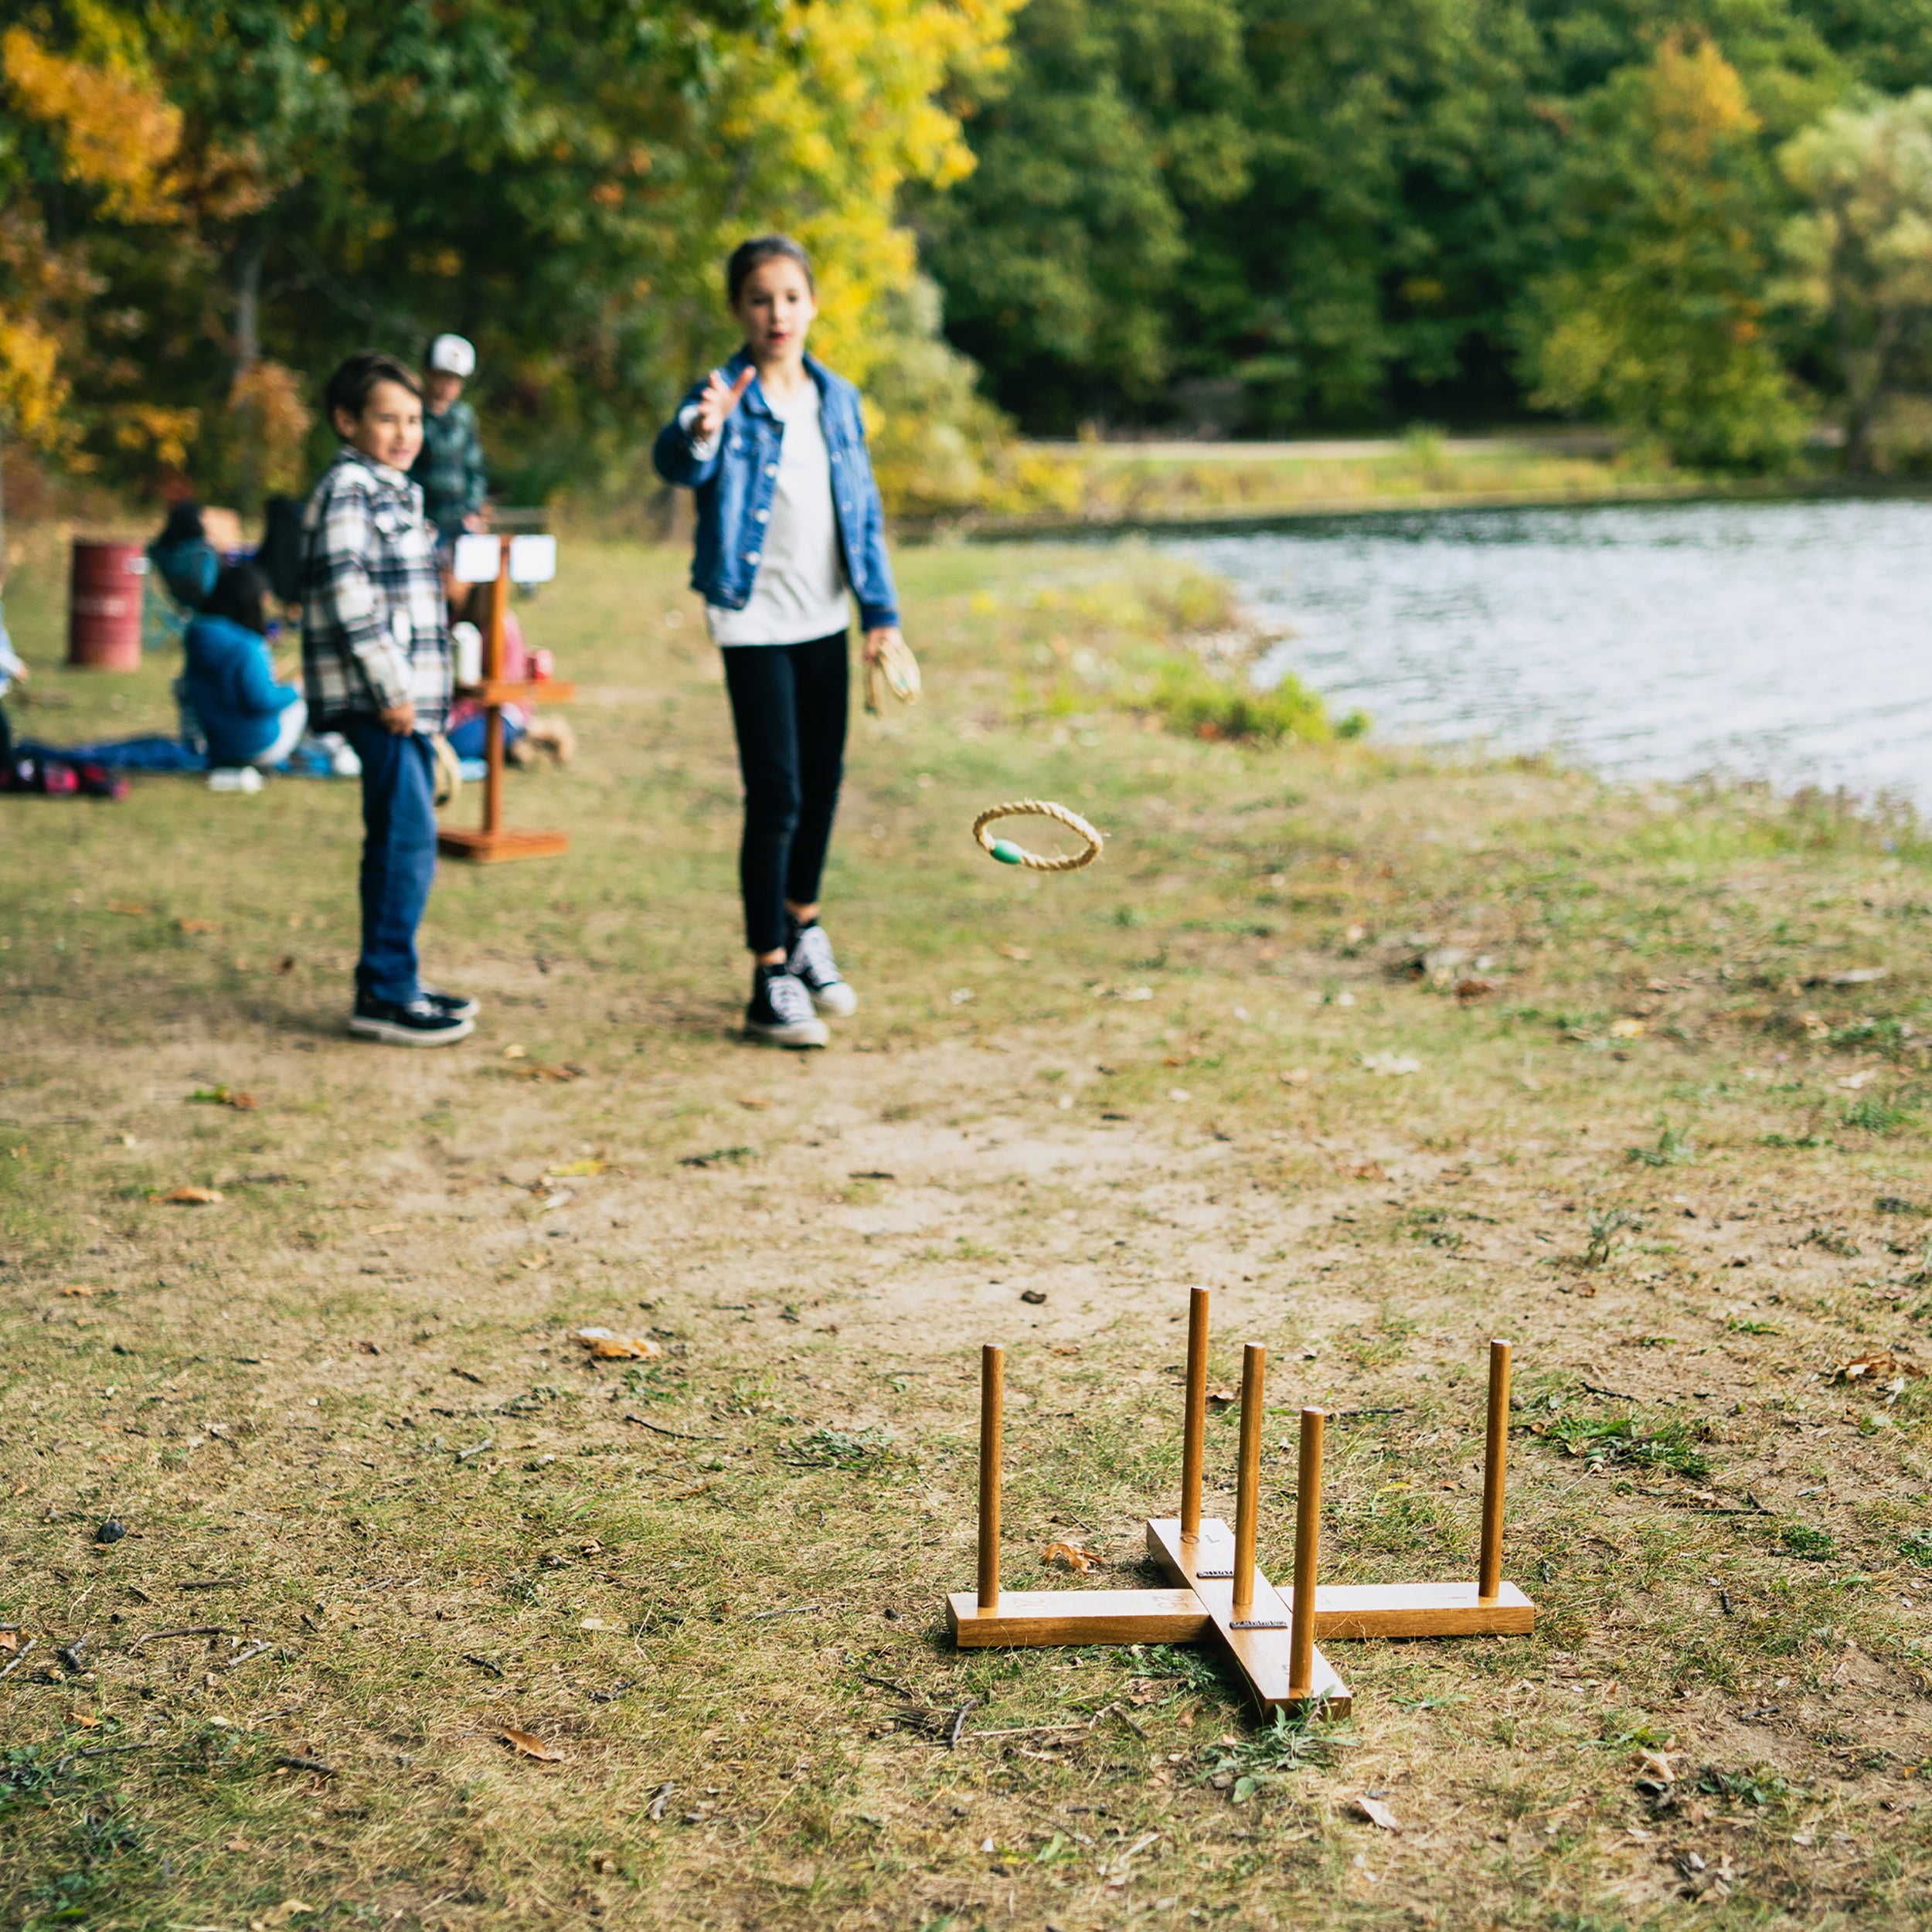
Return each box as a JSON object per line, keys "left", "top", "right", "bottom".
{"left": 410, "top": 332, "right": 489, "bottom": 541}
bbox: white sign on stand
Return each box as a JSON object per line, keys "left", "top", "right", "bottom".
{"left": 509, "top": 535, "right": 557, "bottom": 585}
{"left": 452, "top": 532, "right": 502, "bottom": 583}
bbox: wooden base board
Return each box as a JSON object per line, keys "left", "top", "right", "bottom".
{"left": 1147, "top": 1519, "right": 1536, "bottom": 1638}
{"left": 452, "top": 679, "right": 577, "bottom": 706}
{"left": 947, "top": 1589, "right": 1209, "bottom": 1648}
{"left": 946, "top": 1582, "right": 1349, "bottom": 1717}
{"left": 1147, "top": 1544, "right": 1350, "bottom": 1717}
{"left": 437, "top": 826, "right": 570, "bottom": 863}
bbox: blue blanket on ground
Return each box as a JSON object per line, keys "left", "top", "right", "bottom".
{"left": 15, "top": 736, "right": 339, "bottom": 777}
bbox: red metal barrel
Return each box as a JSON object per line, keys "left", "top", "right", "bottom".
{"left": 67, "top": 540, "right": 147, "bottom": 670}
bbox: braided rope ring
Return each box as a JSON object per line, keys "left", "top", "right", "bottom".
{"left": 972, "top": 798, "right": 1104, "bottom": 872}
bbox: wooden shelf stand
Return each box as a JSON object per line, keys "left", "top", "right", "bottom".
{"left": 437, "top": 537, "right": 573, "bottom": 863}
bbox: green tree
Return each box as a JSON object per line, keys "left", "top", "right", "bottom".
{"left": 918, "top": 0, "right": 1239, "bottom": 430}
{"left": 30, "top": 0, "right": 1019, "bottom": 505}
{"left": 927, "top": 0, "right": 1876, "bottom": 434}
{"left": 1519, "top": 31, "right": 1805, "bottom": 466}
{"left": 1779, "top": 87, "right": 1932, "bottom": 468}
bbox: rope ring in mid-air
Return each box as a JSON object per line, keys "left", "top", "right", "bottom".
{"left": 971, "top": 798, "right": 1104, "bottom": 872}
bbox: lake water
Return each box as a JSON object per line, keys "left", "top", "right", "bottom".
{"left": 1170, "top": 498, "right": 1932, "bottom": 807}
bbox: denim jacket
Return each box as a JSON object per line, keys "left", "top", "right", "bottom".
{"left": 651, "top": 350, "right": 899, "bottom": 631}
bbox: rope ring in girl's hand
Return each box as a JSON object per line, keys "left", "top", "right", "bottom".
{"left": 971, "top": 798, "right": 1104, "bottom": 872}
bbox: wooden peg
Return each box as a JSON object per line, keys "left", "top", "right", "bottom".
{"left": 978, "top": 1344, "right": 1003, "bottom": 1612}
{"left": 1179, "top": 1287, "right": 1209, "bottom": 1540}
{"left": 1230, "top": 1343, "right": 1265, "bottom": 1619}
{"left": 1478, "top": 1339, "right": 1510, "bottom": 1603}
{"left": 1287, "top": 1406, "right": 1325, "bottom": 1699}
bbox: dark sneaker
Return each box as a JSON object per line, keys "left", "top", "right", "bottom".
{"left": 744, "top": 964, "right": 828, "bottom": 1049}
{"left": 349, "top": 992, "right": 474, "bottom": 1047}
{"left": 420, "top": 985, "right": 480, "bottom": 1020}
{"left": 786, "top": 919, "right": 858, "bottom": 1018}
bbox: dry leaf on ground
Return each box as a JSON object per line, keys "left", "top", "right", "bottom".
{"left": 1279, "top": 1068, "right": 1312, "bottom": 1086}
{"left": 1352, "top": 1795, "right": 1401, "bottom": 1831}
{"left": 1835, "top": 1352, "right": 1923, "bottom": 1388}
{"left": 175, "top": 917, "right": 222, "bottom": 934}
{"left": 105, "top": 900, "right": 149, "bottom": 916}
{"left": 158, "top": 1185, "right": 223, "bottom": 1206}
{"left": 1206, "top": 1388, "right": 1238, "bottom": 1409}
{"left": 60, "top": 1285, "right": 99, "bottom": 1298}
{"left": 1608, "top": 1017, "right": 1647, "bottom": 1039}
{"left": 515, "top": 1062, "right": 587, "bottom": 1083}
{"left": 546, "top": 1158, "right": 607, "bottom": 1178}
{"left": 998, "top": 944, "right": 1032, "bottom": 961}
{"left": 67, "top": 1710, "right": 100, "bottom": 1729}
{"left": 0, "top": 1631, "right": 18, "bottom": 1653}
{"left": 500, "top": 1728, "right": 566, "bottom": 1763}
{"left": 569, "top": 1327, "right": 662, "bottom": 1360}
{"left": 1043, "top": 1542, "right": 1102, "bottom": 1573}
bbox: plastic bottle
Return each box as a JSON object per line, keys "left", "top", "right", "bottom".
{"left": 207, "top": 767, "right": 264, "bottom": 794}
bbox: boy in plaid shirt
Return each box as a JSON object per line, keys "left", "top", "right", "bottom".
{"left": 302, "top": 349, "right": 476, "bottom": 1046}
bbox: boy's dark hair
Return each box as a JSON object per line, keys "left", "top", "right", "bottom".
{"left": 324, "top": 349, "right": 422, "bottom": 424}
{"left": 202, "top": 562, "right": 271, "bottom": 634}
{"left": 726, "top": 234, "right": 815, "bottom": 307}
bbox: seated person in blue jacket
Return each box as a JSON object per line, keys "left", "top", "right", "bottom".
{"left": 183, "top": 563, "right": 308, "bottom": 770}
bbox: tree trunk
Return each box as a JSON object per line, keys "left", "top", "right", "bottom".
{"left": 234, "top": 231, "right": 264, "bottom": 510}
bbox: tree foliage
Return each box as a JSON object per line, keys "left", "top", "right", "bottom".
{"left": 0, "top": 10, "right": 184, "bottom": 466}
{"left": 1522, "top": 32, "right": 1805, "bottom": 467}
{"left": 4, "top": 0, "right": 1015, "bottom": 505}
{"left": 1779, "top": 87, "right": 1932, "bottom": 468}
{"left": 922, "top": 0, "right": 1932, "bottom": 441}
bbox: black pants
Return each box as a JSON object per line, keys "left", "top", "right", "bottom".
{"left": 722, "top": 633, "right": 848, "bottom": 955}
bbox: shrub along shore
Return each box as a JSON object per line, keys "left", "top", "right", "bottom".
{"left": 2, "top": 532, "right": 1929, "bottom": 1928}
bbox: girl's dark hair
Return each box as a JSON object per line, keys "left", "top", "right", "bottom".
{"left": 324, "top": 349, "right": 422, "bottom": 423}
{"left": 202, "top": 562, "right": 271, "bottom": 634}
{"left": 726, "top": 234, "right": 815, "bottom": 307}
{"left": 158, "top": 502, "right": 206, "bottom": 546}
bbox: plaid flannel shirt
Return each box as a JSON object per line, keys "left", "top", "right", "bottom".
{"left": 410, "top": 398, "right": 488, "bottom": 538}
{"left": 301, "top": 447, "right": 451, "bottom": 733}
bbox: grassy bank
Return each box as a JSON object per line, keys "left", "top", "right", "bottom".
{"left": 955, "top": 432, "right": 1718, "bottom": 534}
{"left": 2, "top": 529, "right": 1930, "bottom": 1930}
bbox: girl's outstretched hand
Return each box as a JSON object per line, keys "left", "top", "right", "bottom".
{"left": 693, "top": 366, "right": 755, "bottom": 443}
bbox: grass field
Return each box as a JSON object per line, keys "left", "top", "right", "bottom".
{"left": 2, "top": 525, "right": 1930, "bottom": 1930}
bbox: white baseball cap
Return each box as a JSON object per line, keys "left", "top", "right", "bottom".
{"left": 428, "top": 333, "right": 476, "bottom": 378}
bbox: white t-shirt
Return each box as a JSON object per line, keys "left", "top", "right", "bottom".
{"left": 699, "top": 381, "right": 852, "bottom": 647}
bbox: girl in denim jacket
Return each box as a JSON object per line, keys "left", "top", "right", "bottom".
{"left": 654, "top": 235, "right": 903, "bottom": 1048}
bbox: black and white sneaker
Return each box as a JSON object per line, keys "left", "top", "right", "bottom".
{"left": 744, "top": 964, "right": 829, "bottom": 1049}
{"left": 786, "top": 919, "right": 858, "bottom": 1018}
{"left": 420, "top": 985, "right": 480, "bottom": 1021}
{"left": 349, "top": 992, "right": 475, "bottom": 1047}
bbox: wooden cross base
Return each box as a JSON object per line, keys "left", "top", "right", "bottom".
{"left": 945, "top": 1583, "right": 1350, "bottom": 1717}
{"left": 1146, "top": 1519, "right": 1534, "bottom": 1639}
{"left": 437, "top": 824, "right": 571, "bottom": 863}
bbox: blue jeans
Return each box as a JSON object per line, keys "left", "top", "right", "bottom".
{"left": 342, "top": 720, "right": 437, "bottom": 1005}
